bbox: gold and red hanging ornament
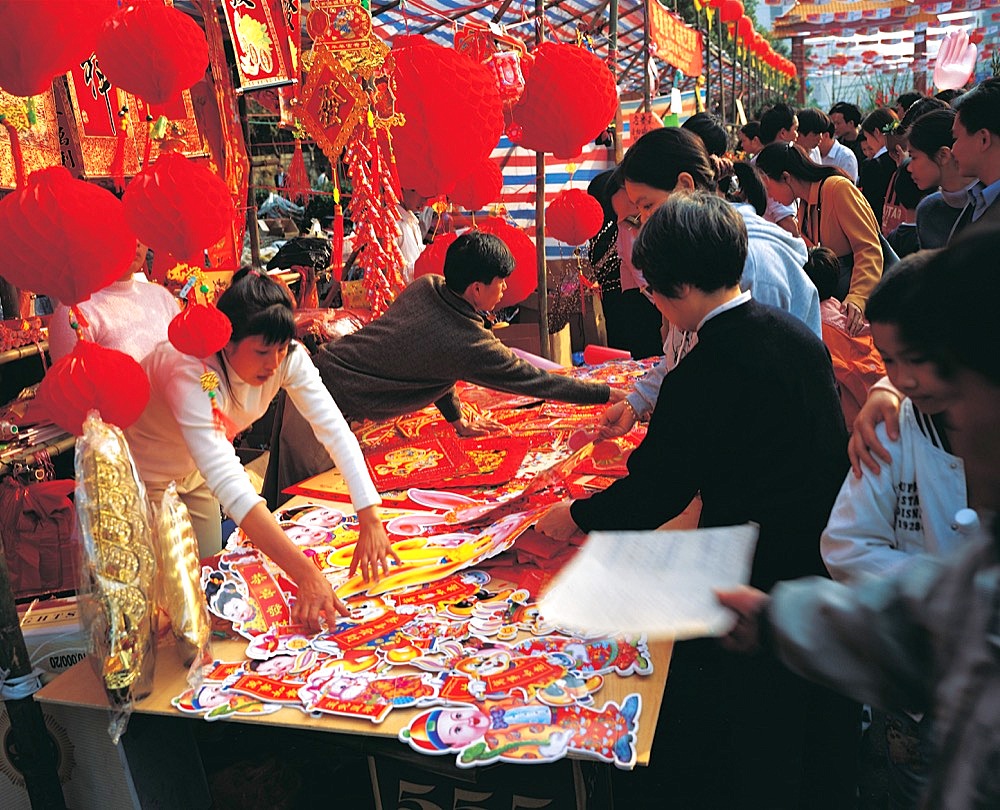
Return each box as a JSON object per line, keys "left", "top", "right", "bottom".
{"left": 507, "top": 42, "right": 617, "bottom": 160}
{"left": 122, "top": 151, "right": 235, "bottom": 271}
{"left": 34, "top": 340, "right": 151, "bottom": 435}
{"left": 96, "top": 1, "right": 208, "bottom": 107}
{"left": 0, "top": 0, "right": 117, "bottom": 98}
{"left": 390, "top": 37, "right": 504, "bottom": 198}
{"left": 546, "top": 189, "right": 604, "bottom": 246}
{"left": 0, "top": 165, "right": 135, "bottom": 305}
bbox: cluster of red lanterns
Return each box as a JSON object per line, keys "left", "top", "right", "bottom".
{"left": 702, "top": 0, "right": 797, "bottom": 79}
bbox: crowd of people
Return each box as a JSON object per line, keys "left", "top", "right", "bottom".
{"left": 47, "top": 73, "right": 1000, "bottom": 808}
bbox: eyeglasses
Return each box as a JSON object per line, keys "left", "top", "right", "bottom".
{"left": 622, "top": 214, "right": 641, "bottom": 230}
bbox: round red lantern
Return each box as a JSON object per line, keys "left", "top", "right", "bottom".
{"left": 737, "top": 16, "right": 754, "bottom": 41}
{"left": 34, "top": 340, "right": 151, "bottom": 435}
{"left": 719, "top": 0, "right": 744, "bottom": 24}
{"left": 96, "top": 2, "right": 208, "bottom": 106}
{"left": 476, "top": 217, "right": 537, "bottom": 308}
{"left": 0, "top": 0, "right": 117, "bottom": 97}
{"left": 450, "top": 160, "right": 503, "bottom": 211}
{"left": 413, "top": 232, "right": 460, "bottom": 279}
{"left": 0, "top": 167, "right": 135, "bottom": 305}
{"left": 509, "top": 43, "right": 618, "bottom": 160}
{"left": 122, "top": 152, "right": 234, "bottom": 265}
{"left": 168, "top": 303, "right": 232, "bottom": 359}
{"left": 546, "top": 189, "right": 604, "bottom": 246}
{"left": 391, "top": 37, "right": 504, "bottom": 198}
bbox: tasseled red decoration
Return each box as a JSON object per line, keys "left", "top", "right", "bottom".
{"left": 332, "top": 203, "right": 345, "bottom": 281}
{"left": 168, "top": 303, "right": 232, "bottom": 359}
{"left": 34, "top": 340, "right": 151, "bottom": 435}
{"left": 476, "top": 218, "right": 538, "bottom": 308}
{"left": 0, "top": 115, "right": 25, "bottom": 188}
{"left": 546, "top": 189, "right": 605, "bottom": 245}
{"left": 0, "top": 167, "right": 135, "bottom": 305}
{"left": 110, "top": 107, "right": 129, "bottom": 193}
{"left": 284, "top": 139, "right": 310, "bottom": 204}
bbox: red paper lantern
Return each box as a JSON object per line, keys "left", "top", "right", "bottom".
{"left": 450, "top": 160, "right": 503, "bottom": 211}
{"left": 0, "top": 0, "right": 117, "bottom": 97}
{"left": 96, "top": 2, "right": 208, "bottom": 106}
{"left": 0, "top": 167, "right": 135, "bottom": 305}
{"left": 413, "top": 232, "right": 460, "bottom": 279}
{"left": 546, "top": 189, "right": 604, "bottom": 245}
{"left": 737, "top": 15, "right": 754, "bottom": 40}
{"left": 720, "top": 0, "right": 744, "bottom": 24}
{"left": 35, "top": 340, "right": 151, "bottom": 435}
{"left": 476, "top": 217, "right": 537, "bottom": 308}
{"left": 391, "top": 37, "right": 504, "bottom": 198}
{"left": 168, "top": 304, "right": 233, "bottom": 359}
{"left": 509, "top": 43, "right": 617, "bottom": 160}
{"left": 122, "top": 152, "right": 234, "bottom": 265}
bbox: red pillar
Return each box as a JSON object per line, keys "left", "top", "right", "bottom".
{"left": 791, "top": 36, "right": 806, "bottom": 104}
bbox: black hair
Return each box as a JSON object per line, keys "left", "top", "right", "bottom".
{"left": 682, "top": 112, "right": 729, "bottom": 157}
{"left": 740, "top": 121, "right": 761, "bottom": 142}
{"left": 443, "top": 231, "right": 514, "bottom": 294}
{"left": 953, "top": 77, "right": 1000, "bottom": 137}
{"left": 802, "top": 246, "right": 840, "bottom": 301}
{"left": 631, "top": 191, "right": 747, "bottom": 298}
{"left": 891, "top": 159, "right": 929, "bottom": 211}
{"left": 720, "top": 161, "right": 768, "bottom": 216}
{"left": 860, "top": 107, "right": 899, "bottom": 137}
{"left": 760, "top": 103, "right": 797, "bottom": 145}
{"left": 797, "top": 108, "right": 831, "bottom": 136}
{"left": 216, "top": 267, "right": 296, "bottom": 345}
{"left": 829, "top": 102, "right": 862, "bottom": 127}
{"left": 620, "top": 127, "right": 716, "bottom": 193}
{"left": 896, "top": 92, "right": 923, "bottom": 112}
{"left": 755, "top": 142, "right": 840, "bottom": 184}
{"left": 587, "top": 169, "right": 619, "bottom": 224}
{"left": 907, "top": 108, "right": 957, "bottom": 158}
{"left": 899, "top": 96, "right": 948, "bottom": 132}
{"left": 935, "top": 88, "right": 965, "bottom": 106}
{"left": 866, "top": 248, "right": 940, "bottom": 327}
{"left": 213, "top": 583, "right": 248, "bottom": 616}
{"left": 899, "top": 227, "right": 1000, "bottom": 384}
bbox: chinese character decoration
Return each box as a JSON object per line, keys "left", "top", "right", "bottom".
{"left": 221, "top": 0, "right": 293, "bottom": 90}
{"left": 306, "top": 0, "right": 374, "bottom": 59}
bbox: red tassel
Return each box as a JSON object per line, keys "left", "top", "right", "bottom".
{"left": 111, "top": 107, "right": 129, "bottom": 192}
{"left": 0, "top": 117, "right": 25, "bottom": 188}
{"left": 285, "top": 139, "right": 310, "bottom": 204}
{"left": 332, "top": 203, "right": 345, "bottom": 281}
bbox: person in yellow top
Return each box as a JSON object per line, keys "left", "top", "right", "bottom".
{"left": 756, "top": 142, "right": 884, "bottom": 336}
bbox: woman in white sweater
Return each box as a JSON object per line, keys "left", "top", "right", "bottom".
{"left": 126, "top": 269, "right": 395, "bottom": 628}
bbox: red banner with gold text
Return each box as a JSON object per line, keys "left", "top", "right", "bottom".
{"left": 648, "top": 2, "right": 704, "bottom": 78}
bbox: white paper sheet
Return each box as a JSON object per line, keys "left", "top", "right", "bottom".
{"left": 538, "top": 524, "right": 759, "bottom": 639}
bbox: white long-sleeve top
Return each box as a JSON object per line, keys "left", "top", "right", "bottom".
{"left": 821, "top": 398, "right": 969, "bottom": 584}
{"left": 126, "top": 340, "right": 381, "bottom": 523}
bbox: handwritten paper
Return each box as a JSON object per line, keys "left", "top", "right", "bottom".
{"left": 538, "top": 524, "right": 759, "bottom": 639}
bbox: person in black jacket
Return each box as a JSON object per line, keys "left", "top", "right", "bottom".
{"left": 538, "top": 192, "right": 857, "bottom": 808}
{"left": 859, "top": 107, "right": 901, "bottom": 225}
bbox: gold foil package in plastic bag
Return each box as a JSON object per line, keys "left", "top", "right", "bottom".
{"left": 151, "top": 481, "right": 212, "bottom": 686}
{"left": 75, "top": 411, "right": 156, "bottom": 742}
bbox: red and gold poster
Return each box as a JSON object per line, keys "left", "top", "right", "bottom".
{"left": 648, "top": 2, "right": 704, "bottom": 78}
{"left": 221, "top": 0, "right": 293, "bottom": 91}
{"left": 0, "top": 90, "right": 63, "bottom": 189}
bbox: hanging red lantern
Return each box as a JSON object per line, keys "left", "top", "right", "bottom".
{"left": 96, "top": 2, "right": 208, "bottom": 106}
{"left": 34, "top": 340, "right": 151, "bottom": 436}
{"left": 168, "top": 303, "right": 232, "bottom": 359}
{"left": 476, "top": 217, "right": 537, "bottom": 308}
{"left": 122, "top": 152, "right": 234, "bottom": 265}
{"left": 508, "top": 43, "right": 618, "bottom": 160}
{"left": 450, "top": 160, "right": 503, "bottom": 211}
{"left": 391, "top": 37, "right": 504, "bottom": 198}
{"left": 719, "top": 0, "right": 744, "bottom": 24}
{"left": 413, "top": 232, "right": 460, "bottom": 279}
{"left": 969, "top": 30, "right": 985, "bottom": 45}
{"left": 0, "top": 0, "right": 117, "bottom": 97}
{"left": 546, "top": 189, "right": 604, "bottom": 246}
{"left": 737, "top": 15, "right": 754, "bottom": 40}
{"left": 0, "top": 167, "right": 135, "bottom": 305}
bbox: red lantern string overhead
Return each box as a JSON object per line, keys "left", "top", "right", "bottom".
{"left": 34, "top": 340, "right": 151, "bottom": 436}
{"left": 168, "top": 303, "right": 232, "bottom": 359}
{"left": 96, "top": 2, "right": 208, "bottom": 106}
{"left": 476, "top": 217, "right": 538, "bottom": 308}
{"left": 391, "top": 37, "right": 504, "bottom": 198}
{"left": 546, "top": 189, "right": 604, "bottom": 246}
{"left": 0, "top": 167, "right": 135, "bottom": 305}
{"left": 509, "top": 43, "right": 618, "bottom": 160}
{"left": 122, "top": 152, "right": 234, "bottom": 265}
{"left": 450, "top": 160, "right": 503, "bottom": 211}
{"left": 720, "top": 0, "right": 744, "bottom": 24}
{"left": 0, "top": 0, "right": 117, "bottom": 97}
{"left": 737, "top": 15, "right": 754, "bottom": 41}
{"left": 413, "top": 232, "right": 460, "bottom": 279}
